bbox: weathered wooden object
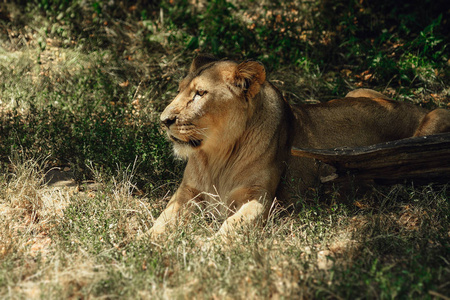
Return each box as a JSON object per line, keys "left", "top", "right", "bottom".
{"left": 291, "top": 133, "right": 450, "bottom": 184}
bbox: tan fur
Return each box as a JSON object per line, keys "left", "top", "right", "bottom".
{"left": 148, "top": 55, "right": 450, "bottom": 239}
{"left": 345, "top": 88, "right": 391, "bottom": 100}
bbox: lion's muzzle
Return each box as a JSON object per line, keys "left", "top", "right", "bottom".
{"left": 161, "top": 114, "right": 203, "bottom": 148}
{"left": 161, "top": 115, "right": 176, "bottom": 129}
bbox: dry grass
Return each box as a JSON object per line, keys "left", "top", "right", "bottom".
{"left": 1, "top": 154, "right": 449, "bottom": 299}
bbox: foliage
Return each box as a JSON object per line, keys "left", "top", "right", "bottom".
{"left": 0, "top": 48, "right": 181, "bottom": 190}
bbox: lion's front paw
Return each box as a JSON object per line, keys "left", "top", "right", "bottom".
{"left": 137, "top": 224, "right": 166, "bottom": 241}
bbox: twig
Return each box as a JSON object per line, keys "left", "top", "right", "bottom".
{"left": 429, "top": 290, "right": 450, "bottom": 300}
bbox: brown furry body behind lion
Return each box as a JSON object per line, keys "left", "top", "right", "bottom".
{"left": 283, "top": 95, "right": 429, "bottom": 197}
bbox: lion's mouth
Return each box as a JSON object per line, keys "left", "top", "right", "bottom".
{"left": 170, "top": 135, "right": 202, "bottom": 148}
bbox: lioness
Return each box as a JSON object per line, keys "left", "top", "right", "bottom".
{"left": 149, "top": 55, "right": 450, "bottom": 238}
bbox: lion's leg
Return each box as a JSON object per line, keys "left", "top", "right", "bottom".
{"left": 148, "top": 196, "right": 185, "bottom": 237}
{"left": 414, "top": 108, "right": 450, "bottom": 137}
{"left": 146, "top": 186, "right": 199, "bottom": 239}
{"left": 216, "top": 187, "right": 271, "bottom": 237}
{"left": 216, "top": 200, "right": 266, "bottom": 236}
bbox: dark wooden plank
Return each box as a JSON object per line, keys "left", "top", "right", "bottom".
{"left": 291, "top": 133, "right": 450, "bottom": 183}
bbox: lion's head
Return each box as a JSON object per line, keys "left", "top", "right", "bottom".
{"left": 160, "top": 55, "right": 266, "bottom": 159}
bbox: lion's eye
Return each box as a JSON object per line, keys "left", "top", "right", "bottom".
{"left": 196, "top": 90, "right": 207, "bottom": 97}
{"left": 192, "top": 90, "right": 207, "bottom": 102}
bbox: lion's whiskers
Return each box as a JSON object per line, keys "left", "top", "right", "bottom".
{"left": 190, "top": 127, "right": 210, "bottom": 140}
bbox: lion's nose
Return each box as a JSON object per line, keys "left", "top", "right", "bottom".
{"left": 161, "top": 116, "right": 176, "bottom": 128}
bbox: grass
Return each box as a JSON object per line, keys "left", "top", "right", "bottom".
{"left": 1, "top": 0, "right": 449, "bottom": 299}
{"left": 1, "top": 157, "right": 449, "bottom": 298}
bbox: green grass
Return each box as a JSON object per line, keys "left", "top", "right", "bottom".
{"left": 1, "top": 1, "right": 450, "bottom": 299}
{"left": 1, "top": 159, "right": 448, "bottom": 298}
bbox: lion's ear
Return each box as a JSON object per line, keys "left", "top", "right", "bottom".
{"left": 234, "top": 60, "right": 266, "bottom": 99}
{"left": 189, "top": 54, "right": 219, "bottom": 73}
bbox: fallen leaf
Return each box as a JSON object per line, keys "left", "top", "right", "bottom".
{"left": 119, "top": 80, "right": 129, "bottom": 87}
